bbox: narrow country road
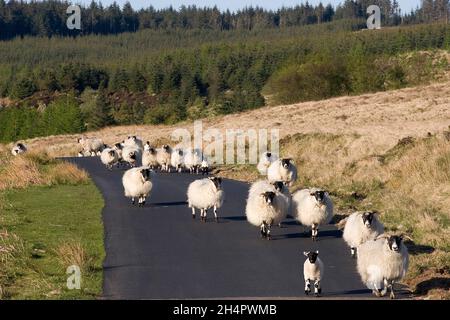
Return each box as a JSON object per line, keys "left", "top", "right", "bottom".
{"left": 68, "top": 157, "right": 389, "bottom": 299}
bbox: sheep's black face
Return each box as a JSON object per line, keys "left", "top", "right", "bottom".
{"left": 272, "top": 181, "right": 284, "bottom": 192}
{"left": 262, "top": 191, "right": 276, "bottom": 205}
{"left": 388, "top": 236, "right": 402, "bottom": 252}
{"left": 178, "top": 149, "right": 183, "bottom": 156}
{"left": 149, "top": 147, "right": 156, "bottom": 154}
{"left": 266, "top": 152, "right": 272, "bottom": 158}
{"left": 140, "top": 169, "right": 152, "bottom": 181}
{"left": 311, "top": 190, "right": 326, "bottom": 203}
{"left": 362, "top": 212, "right": 375, "bottom": 228}
{"left": 209, "top": 177, "right": 222, "bottom": 190}
{"left": 17, "top": 143, "right": 25, "bottom": 149}
{"left": 130, "top": 152, "right": 136, "bottom": 160}
{"left": 163, "top": 145, "right": 170, "bottom": 152}
{"left": 108, "top": 150, "right": 115, "bottom": 157}
{"left": 281, "top": 158, "right": 291, "bottom": 168}
{"left": 304, "top": 251, "right": 319, "bottom": 263}
{"left": 114, "top": 143, "right": 123, "bottom": 150}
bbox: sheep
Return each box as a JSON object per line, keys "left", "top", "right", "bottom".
{"left": 157, "top": 144, "right": 172, "bottom": 172}
{"left": 123, "top": 135, "right": 143, "bottom": 151}
{"left": 303, "top": 250, "right": 324, "bottom": 296}
{"left": 257, "top": 151, "right": 278, "bottom": 175}
{"left": 343, "top": 211, "right": 385, "bottom": 258}
{"left": 122, "top": 166, "right": 154, "bottom": 206}
{"left": 122, "top": 145, "right": 140, "bottom": 167}
{"left": 77, "top": 137, "right": 105, "bottom": 156}
{"left": 267, "top": 158, "right": 297, "bottom": 186}
{"left": 142, "top": 147, "right": 159, "bottom": 170}
{"left": 170, "top": 148, "right": 185, "bottom": 172}
{"left": 245, "top": 180, "right": 288, "bottom": 240}
{"left": 11, "top": 143, "right": 27, "bottom": 156}
{"left": 187, "top": 177, "right": 224, "bottom": 222}
{"left": 200, "top": 159, "right": 209, "bottom": 175}
{"left": 100, "top": 148, "right": 119, "bottom": 170}
{"left": 184, "top": 148, "right": 203, "bottom": 174}
{"left": 292, "top": 188, "right": 333, "bottom": 241}
{"left": 356, "top": 234, "right": 409, "bottom": 299}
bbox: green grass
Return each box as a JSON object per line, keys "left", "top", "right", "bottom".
{"left": 0, "top": 183, "right": 104, "bottom": 299}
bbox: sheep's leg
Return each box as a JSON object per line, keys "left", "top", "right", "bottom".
{"left": 304, "top": 279, "right": 311, "bottom": 295}
{"left": 141, "top": 196, "right": 146, "bottom": 207}
{"left": 201, "top": 209, "right": 206, "bottom": 222}
{"left": 312, "top": 224, "right": 318, "bottom": 241}
{"left": 191, "top": 207, "right": 196, "bottom": 219}
{"left": 260, "top": 223, "right": 267, "bottom": 239}
{"left": 380, "top": 279, "right": 389, "bottom": 297}
{"left": 372, "top": 282, "right": 382, "bottom": 297}
{"left": 314, "top": 280, "right": 321, "bottom": 296}
{"left": 389, "top": 280, "right": 396, "bottom": 300}
{"left": 266, "top": 223, "right": 272, "bottom": 240}
{"left": 131, "top": 197, "right": 135, "bottom": 205}
{"left": 213, "top": 206, "right": 218, "bottom": 222}
{"left": 351, "top": 247, "right": 356, "bottom": 258}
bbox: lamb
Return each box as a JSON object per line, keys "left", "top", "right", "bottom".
{"left": 267, "top": 158, "right": 297, "bottom": 186}
{"left": 303, "top": 251, "right": 324, "bottom": 296}
{"left": 100, "top": 148, "right": 119, "bottom": 170}
{"left": 170, "top": 148, "right": 185, "bottom": 172}
{"left": 77, "top": 137, "right": 105, "bottom": 156}
{"left": 245, "top": 180, "right": 288, "bottom": 240}
{"left": 142, "top": 146, "right": 159, "bottom": 170}
{"left": 123, "top": 135, "right": 143, "bottom": 151}
{"left": 184, "top": 148, "right": 203, "bottom": 173}
{"left": 187, "top": 177, "right": 224, "bottom": 222}
{"left": 343, "top": 211, "right": 385, "bottom": 257}
{"left": 122, "top": 145, "right": 140, "bottom": 167}
{"left": 122, "top": 167, "right": 154, "bottom": 206}
{"left": 257, "top": 151, "right": 278, "bottom": 175}
{"left": 156, "top": 144, "right": 172, "bottom": 172}
{"left": 292, "top": 188, "right": 334, "bottom": 241}
{"left": 356, "top": 234, "right": 409, "bottom": 299}
{"left": 11, "top": 143, "right": 27, "bottom": 156}
{"left": 200, "top": 159, "right": 209, "bottom": 175}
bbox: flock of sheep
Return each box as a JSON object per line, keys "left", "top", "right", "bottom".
{"left": 10, "top": 136, "right": 410, "bottom": 299}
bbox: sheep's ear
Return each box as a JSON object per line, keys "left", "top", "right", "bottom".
{"left": 303, "top": 251, "right": 309, "bottom": 257}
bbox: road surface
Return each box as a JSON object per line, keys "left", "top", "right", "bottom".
{"left": 68, "top": 157, "right": 396, "bottom": 299}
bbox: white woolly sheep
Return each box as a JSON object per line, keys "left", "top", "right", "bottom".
{"left": 257, "top": 151, "right": 278, "bottom": 175}
{"left": 123, "top": 135, "right": 143, "bottom": 151}
{"left": 122, "top": 145, "right": 140, "bottom": 167}
{"left": 157, "top": 144, "right": 172, "bottom": 172}
{"left": 100, "top": 148, "right": 119, "bottom": 170}
{"left": 343, "top": 211, "right": 384, "bottom": 257}
{"left": 303, "top": 250, "right": 324, "bottom": 296}
{"left": 11, "top": 143, "right": 27, "bottom": 156}
{"left": 142, "top": 146, "right": 159, "bottom": 170}
{"left": 292, "top": 188, "right": 334, "bottom": 241}
{"left": 245, "top": 180, "right": 288, "bottom": 240}
{"left": 200, "top": 159, "right": 209, "bottom": 175}
{"left": 171, "top": 148, "right": 185, "bottom": 172}
{"left": 187, "top": 177, "right": 224, "bottom": 222}
{"left": 122, "top": 166, "right": 154, "bottom": 206}
{"left": 77, "top": 137, "right": 105, "bottom": 156}
{"left": 267, "top": 158, "right": 297, "bottom": 186}
{"left": 184, "top": 148, "right": 203, "bottom": 173}
{"left": 357, "top": 234, "right": 409, "bottom": 299}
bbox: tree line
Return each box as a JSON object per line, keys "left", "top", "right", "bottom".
{"left": 2, "top": 0, "right": 448, "bottom": 40}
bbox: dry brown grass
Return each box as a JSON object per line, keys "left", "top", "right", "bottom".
{"left": 55, "top": 242, "right": 90, "bottom": 272}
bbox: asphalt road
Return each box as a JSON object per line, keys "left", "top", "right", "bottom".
{"left": 68, "top": 157, "right": 379, "bottom": 299}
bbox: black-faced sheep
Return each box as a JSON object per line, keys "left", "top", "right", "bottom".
{"left": 142, "top": 146, "right": 158, "bottom": 170}
{"left": 11, "top": 143, "right": 27, "bottom": 156}
{"left": 122, "top": 145, "right": 140, "bottom": 167}
{"left": 257, "top": 152, "right": 278, "bottom": 175}
{"left": 343, "top": 211, "right": 385, "bottom": 257}
{"left": 122, "top": 167, "right": 154, "bottom": 206}
{"left": 100, "top": 148, "right": 119, "bottom": 170}
{"left": 123, "top": 135, "right": 143, "bottom": 151}
{"left": 292, "top": 188, "right": 333, "bottom": 241}
{"left": 356, "top": 234, "right": 409, "bottom": 299}
{"left": 187, "top": 177, "right": 224, "bottom": 222}
{"left": 171, "top": 148, "right": 184, "bottom": 172}
{"left": 267, "top": 158, "right": 297, "bottom": 186}
{"left": 157, "top": 144, "right": 172, "bottom": 172}
{"left": 303, "top": 250, "right": 324, "bottom": 297}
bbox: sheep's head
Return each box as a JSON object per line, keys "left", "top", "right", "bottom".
{"left": 108, "top": 150, "right": 116, "bottom": 157}
{"left": 261, "top": 191, "right": 276, "bottom": 205}
{"left": 362, "top": 211, "right": 377, "bottom": 228}
{"left": 303, "top": 250, "right": 319, "bottom": 263}
{"left": 129, "top": 152, "right": 136, "bottom": 161}
{"left": 178, "top": 149, "right": 183, "bottom": 156}
{"left": 281, "top": 158, "right": 292, "bottom": 168}
{"left": 272, "top": 181, "right": 284, "bottom": 192}
{"left": 310, "top": 190, "right": 326, "bottom": 204}
{"left": 387, "top": 235, "right": 403, "bottom": 253}
{"left": 162, "top": 144, "right": 170, "bottom": 152}
{"left": 140, "top": 168, "right": 152, "bottom": 181}
{"left": 127, "top": 136, "right": 137, "bottom": 142}
{"left": 149, "top": 147, "right": 156, "bottom": 154}
{"left": 114, "top": 143, "right": 123, "bottom": 150}
{"left": 209, "top": 177, "right": 222, "bottom": 190}
{"left": 266, "top": 152, "right": 272, "bottom": 158}
{"left": 17, "top": 143, "right": 25, "bottom": 149}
